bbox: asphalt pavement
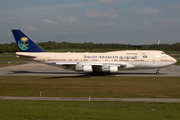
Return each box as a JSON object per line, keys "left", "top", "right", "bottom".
{"left": 0, "top": 62, "right": 180, "bottom": 77}
{"left": 1, "top": 96, "right": 180, "bottom": 102}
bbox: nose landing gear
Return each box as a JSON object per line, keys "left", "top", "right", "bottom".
{"left": 156, "top": 69, "right": 160, "bottom": 75}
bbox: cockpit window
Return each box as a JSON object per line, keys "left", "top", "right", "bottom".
{"left": 161, "top": 52, "right": 165, "bottom": 54}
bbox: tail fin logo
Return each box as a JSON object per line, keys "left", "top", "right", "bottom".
{"left": 18, "top": 37, "right": 30, "bottom": 50}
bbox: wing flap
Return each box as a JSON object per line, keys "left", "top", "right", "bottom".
{"left": 56, "top": 62, "right": 77, "bottom": 66}
{"left": 44, "top": 61, "right": 127, "bottom": 68}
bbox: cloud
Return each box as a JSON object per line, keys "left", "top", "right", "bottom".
{"left": 41, "top": 19, "right": 59, "bottom": 28}
{"left": 167, "top": 4, "right": 180, "bottom": 9}
{"left": 133, "top": 7, "right": 161, "bottom": 15}
{"left": 24, "top": 26, "right": 37, "bottom": 31}
{"left": 143, "top": 22, "right": 150, "bottom": 26}
{"left": 99, "top": 0, "right": 115, "bottom": 5}
{"left": 57, "top": 16, "right": 78, "bottom": 23}
{"left": 0, "top": 18, "right": 22, "bottom": 24}
{"left": 43, "top": 19, "right": 58, "bottom": 24}
{"left": 125, "top": 0, "right": 133, "bottom": 3}
{"left": 29, "top": 3, "right": 96, "bottom": 11}
{"left": 98, "top": 22, "right": 114, "bottom": 27}
{"left": 84, "top": 9, "right": 118, "bottom": 18}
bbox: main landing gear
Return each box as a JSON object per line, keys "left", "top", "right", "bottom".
{"left": 90, "top": 68, "right": 105, "bottom": 76}
{"left": 156, "top": 69, "right": 160, "bottom": 75}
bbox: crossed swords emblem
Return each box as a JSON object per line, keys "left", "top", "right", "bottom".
{"left": 20, "top": 37, "right": 29, "bottom": 49}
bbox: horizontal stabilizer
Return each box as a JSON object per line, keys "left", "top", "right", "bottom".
{"left": 16, "top": 54, "right": 37, "bottom": 58}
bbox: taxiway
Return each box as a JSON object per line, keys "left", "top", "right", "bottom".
{"left": 1, "top": 96, "right": 180, "bottom": 102}
{"left": 0, "top": 62, "right": 180, "bottom": 76}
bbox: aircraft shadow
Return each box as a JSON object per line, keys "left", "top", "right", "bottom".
{"left": 8, "top": 70, "right": 167, "bottom": 78}
{"left": 9, "top": 70, "right": 84, "bottom": 75}
{"left": 7, "top": 70, "right": 121, "bottom": 78}
{"left": 118, "top": 72, "right": 167, "bottom": 75}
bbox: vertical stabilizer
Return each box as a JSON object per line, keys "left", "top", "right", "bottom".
{"left": 12, "top": 29, "right": 46, "bottom": 52}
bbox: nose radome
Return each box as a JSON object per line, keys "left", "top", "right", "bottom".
{"left": 174, "top": 58, "right": 177, "bottom": 63}
{"left": 169, "top": 55, "right": 177, "bottom": 64}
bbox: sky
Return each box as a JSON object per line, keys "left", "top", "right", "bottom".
{"left": 0, "top": 0, "right": 180, "bottom": 45}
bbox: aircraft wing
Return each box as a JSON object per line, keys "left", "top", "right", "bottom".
{"left": 45, "top": 61, "right": 127, "bottom": 73}
{"left": 56, "top": 62, "right": 78, "bottom": 66}
{"left": 45, "top": 61, "right": 127, "bottom": 67}
{"left": 44, "top": 62, "right": 77, "bottom": 66}
{"left": 102, "top": 63, "right": 127, "bottom": 67}
{"left": 46, "top": 62, "right": 126, "bottom": 66}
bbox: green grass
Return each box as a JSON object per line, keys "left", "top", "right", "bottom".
{"left": 0, "top": 62, "right": 27, "bottom": 68}
{"left": 1, "top": 76, "right": 180, "bottom": 98}
{"left": 46, "top": 49, "right": 122, "bottom": 52}
{"left": 0, "top": 53, "right": 15, "bottom": 56}
{"left": 46, "top": 49, "right": 88, "bottom": 52}
{"left": 164, "top": 51, "right": 180, "bottom": 54}
{"left": 45, "top": 49, "right": 180, "bottom": 54}
{"left": 0, "top": 100, "right": 180, "bottom": 120}
{"left": 171, "top": 55, "right": 180, "bottom": 58}
{"left": 1, "top": 50, "right": 180, "bottom": 53}
{"left": 0, "top": 57, "right": 24, "bottom": 61}
{"left": 175, "top": 60, "right": 180, "bottom": 66}
{"left": 175, "top": 55, "right": 180, "bottom": 58}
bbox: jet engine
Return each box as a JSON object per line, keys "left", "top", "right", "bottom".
{"left": 109, "top": 66, "right": 118, "bottom": 73}
{"left": 102, "top": 65, "right": 118, "bottom": 73}
{"left": 83, "top": 65, "right": 93, "bottom": 73}
{"left": 75, "top": 64, "right": 93, "bottom": 73}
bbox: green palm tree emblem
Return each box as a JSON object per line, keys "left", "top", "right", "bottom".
{"left": 18, "top": 37, "right": 30, "bottom": 50}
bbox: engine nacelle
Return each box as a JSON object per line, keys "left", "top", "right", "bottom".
{"left": 83, "top": 66, "right": 93, "bottom": 73}
{"left": 75, "top": 64, "right": 93, "bottom": 73}
{"left": 102, "top": 66, "right": 118, "bottom": 73}
{"left": 110, "top": 66, "right": 118, "bottom": 73}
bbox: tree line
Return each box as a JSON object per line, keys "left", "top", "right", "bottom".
{"left": 0, "top": 41, "right": 180, "bottom": 53}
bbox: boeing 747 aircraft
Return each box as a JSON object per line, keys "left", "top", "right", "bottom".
{"left": 12, "top": 29, "right": 177, "bottom": 75}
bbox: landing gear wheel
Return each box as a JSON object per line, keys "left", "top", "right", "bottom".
{"left": 156, "top": 69, "right": 160, "bottom": 75}
{"left": 156, "top": 72, "right": 160, "bottom": 75}
{"left": 92, "top": 68, "right": 104, "bottom": 76}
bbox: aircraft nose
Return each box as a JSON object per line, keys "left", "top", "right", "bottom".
{"left": 171, "top": 56, "right": 177, "bottom": 64}
{"left": 174, "top": 58, "right": 177, "bottom": 63}
{"left": 169, "top": 55, "right": 177, "bottom": 65}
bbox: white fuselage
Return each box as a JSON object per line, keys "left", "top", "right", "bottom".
{"left": 16, "top": 50, "right": 177, "bottom": 73}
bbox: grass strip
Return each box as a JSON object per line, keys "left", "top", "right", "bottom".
{"left": 0, "top": 53, "right": 15, "bottom": 56}
{"left": 171, "top": 55, "right": 180, "bottom": 58}
{"left": 0, "top": 62, "right": 27, "bottom": 68}
{"left": 46, "top": 49, "right": 180, "bottom": 54}
{"left": 175, "top": 60, "right": 180, "bottom": 66}
{"left": 0, "top": 100, "right": 180, "bottom": 120}
{"left": 0, "top": 57, "right": 24, "bottom": 61}
{"left": 46, "top": 49, "right": 121, "bottom": 52}
{"left": 0, "top": 76, "right": 180, "bottom": 98}
{"left": 164, "top": 51, "right": 180, "bottom": 54}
